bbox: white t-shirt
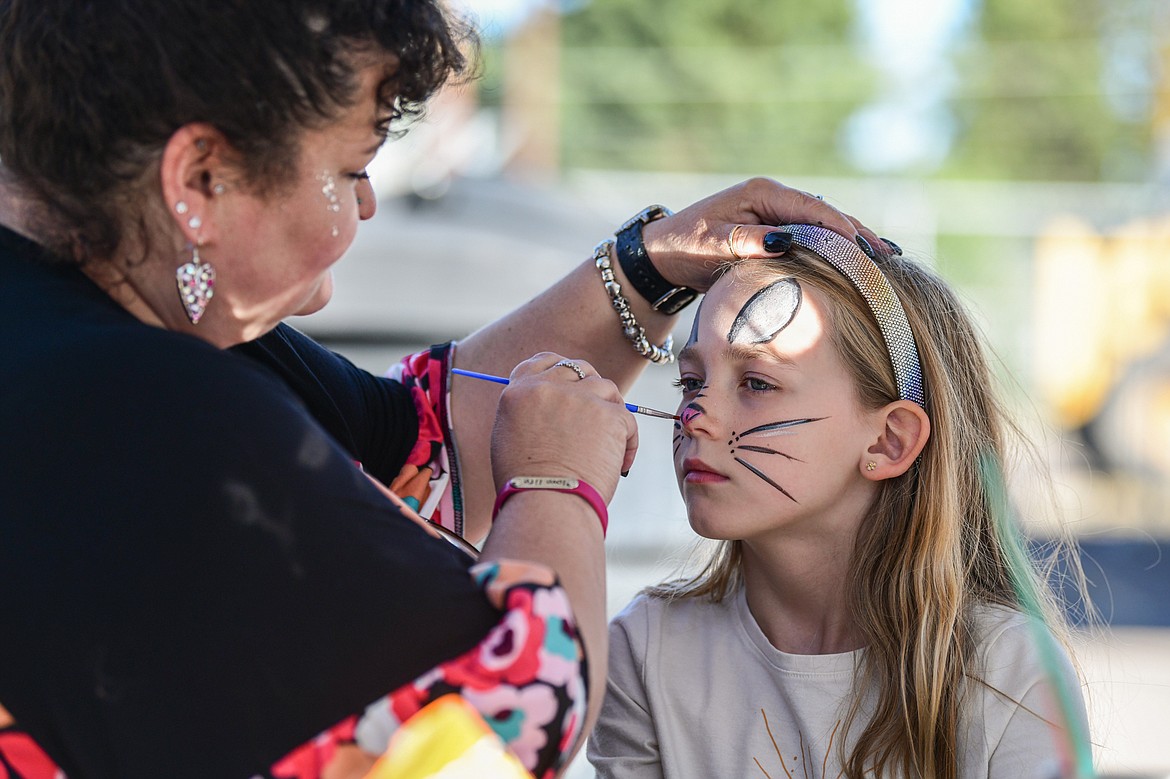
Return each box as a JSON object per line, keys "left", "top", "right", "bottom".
{"left": 588, "top": 587, "right": 1087, "bottom": 778}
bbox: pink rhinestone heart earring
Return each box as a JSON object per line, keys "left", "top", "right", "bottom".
{"left": 173, "top": 201, "right": 215, "bottom": 324}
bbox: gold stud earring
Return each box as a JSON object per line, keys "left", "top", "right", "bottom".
{"left": 866, "top": 461, "right": 877, "bottom": 471}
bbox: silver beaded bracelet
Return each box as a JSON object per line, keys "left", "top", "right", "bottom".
{"left": 593, "top": 239, "right": 675, "bottom": 365}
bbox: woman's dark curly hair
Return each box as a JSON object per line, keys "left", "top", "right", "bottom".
{"left": 0, "top": 0, "right": 476, "bottom": 262}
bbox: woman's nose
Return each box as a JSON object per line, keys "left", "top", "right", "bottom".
{"left": 357, "top": 176, "right": 377, "bottom": 220}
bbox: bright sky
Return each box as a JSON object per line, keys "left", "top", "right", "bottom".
{"left": 845, "top": 0, "right": 974, "bottom": 171}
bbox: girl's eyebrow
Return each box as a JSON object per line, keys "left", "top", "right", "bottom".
{"left": 722, "top": 342, "right": 796, "bottom": 368}
{"left": 679, "top": 341, "right": 796, "bottom": 369}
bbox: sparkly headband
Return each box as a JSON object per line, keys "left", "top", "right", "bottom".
{"left": 775, "top": 224, "right": 926, "bottom": 408}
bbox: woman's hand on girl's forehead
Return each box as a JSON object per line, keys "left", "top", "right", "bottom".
{"left": 641, "top": 178, "right": 886, "bottom": 295}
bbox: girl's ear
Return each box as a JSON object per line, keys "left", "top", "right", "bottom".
{"left": 862, "top": 401, "right": 930, "bottom": 480}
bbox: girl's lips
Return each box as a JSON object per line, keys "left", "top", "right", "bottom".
{"left": 684, "top": 469, "right": 729, "bottom": 484}
{"left": 681, "top": 457, "right": 728, "bottom": 484}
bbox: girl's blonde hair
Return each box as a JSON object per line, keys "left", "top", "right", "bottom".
{"left": 649, "top": 246, "right": 1083, "bottom": 779}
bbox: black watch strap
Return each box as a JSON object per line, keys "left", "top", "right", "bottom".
{"left": 614, "top": 205, "right": 699, "bottom": 316}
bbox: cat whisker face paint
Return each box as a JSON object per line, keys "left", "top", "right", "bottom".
{"left": 733, "top": 418, "right": 824, "bottom": 441}
{"left": 733, "top": 457, "right": 798, "bottom": 503}
{"left": 726, "top": 417, "right": 824, "bottom": 502}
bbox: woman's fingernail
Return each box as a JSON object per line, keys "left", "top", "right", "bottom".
{"left": 763, "top": 231, "right": 792, "bottom": 254}
{"left": 856, "top": 235, "right": 876, "bottom": 259}
{"left": 621, "top": 469, "right": 630, "bottom": 478}
{"left": 880, "top": 237, "right": 903, "bottom": 256}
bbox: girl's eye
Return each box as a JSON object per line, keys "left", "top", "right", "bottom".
{"left": 349, "top": 169, "right": 371, "bottom": 182}
{"left": 746, "top": 377, "right": 776, "bottom": 392}
{"left": 672, "top": 377, "right": 703, "bottom": 393}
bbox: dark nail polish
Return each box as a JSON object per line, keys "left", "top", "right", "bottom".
{"left": 856, "top": 235, "right": 876, "bottom": 259}
{"left": 763, "top": 231, "right": 792, "bottom": 254}
{"left": 880, "top": 237, "right": 903, "bottom": 256}
{"left": 621, "top": 469, "right": 630, "bottom": 478}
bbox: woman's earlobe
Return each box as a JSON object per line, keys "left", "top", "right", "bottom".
{"left": 864, "top": 401, "right": 930, "bottom": 479}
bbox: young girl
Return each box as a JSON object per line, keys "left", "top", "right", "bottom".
{"left": 588, "top": 224, "right": 1091, "bottom": 778}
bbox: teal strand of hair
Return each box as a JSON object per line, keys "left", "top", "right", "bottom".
{"left": 978, "top": 450, "right": 1095, "bottom": 779}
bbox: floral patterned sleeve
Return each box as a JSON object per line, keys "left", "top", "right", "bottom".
{"left": 270, "top": 560, "right": 589, "bottom": 779}
{"left": 368, "top": 561, "right": 587, "bottom": 777}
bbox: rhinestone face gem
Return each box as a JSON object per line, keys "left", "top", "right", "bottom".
{"left": 176, "top": 261, "right": 215, "bottom": 324}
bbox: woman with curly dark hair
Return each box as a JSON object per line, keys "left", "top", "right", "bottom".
{"left": 0, "top": 1, "right": 879, "bottom": 776}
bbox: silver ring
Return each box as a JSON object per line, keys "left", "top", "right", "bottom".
{"left": 727, "top": 224, "right": 747, "bottom": 260}
{"left": 553, "top": 359, "right": 587, "bottom": 380}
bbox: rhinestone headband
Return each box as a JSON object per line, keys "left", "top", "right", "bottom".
{"left": 775, "top": 224, "right": 926, "bottom": 408}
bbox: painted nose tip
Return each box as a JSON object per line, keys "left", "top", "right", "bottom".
{"left": 681, "top": 406, "right": 702, "bottom": 427}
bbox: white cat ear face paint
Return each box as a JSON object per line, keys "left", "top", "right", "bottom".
{"left": 727, "top": 278, "right": 802, "bottom": 345}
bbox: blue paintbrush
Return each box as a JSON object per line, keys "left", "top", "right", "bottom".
{"left": 452, "top": 368, "right": 679, "bottom": 420}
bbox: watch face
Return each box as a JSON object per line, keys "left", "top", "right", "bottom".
{"left": 622, "top": 204, "right": 672, "bottom": 231}
{"left": 654, "top": 287, "right": 700, "bottom": 314}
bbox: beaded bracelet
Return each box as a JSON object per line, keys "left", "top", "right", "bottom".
{"left": 593, "top": 239, "right": 675, "bottom": 365}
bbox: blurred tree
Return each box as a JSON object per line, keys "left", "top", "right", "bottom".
{"left": 944, "top": 0, "right": 1154, "bottom": 181}
{"left": 546, "top": 0, "right": 1161, "bottom": 181}
{"left": 557, "top": 0, "right": 876, "bottom": 174}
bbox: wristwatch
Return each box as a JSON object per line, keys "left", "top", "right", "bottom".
{"left": 614, "top": 204, "right": 699, "bottom": 316}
